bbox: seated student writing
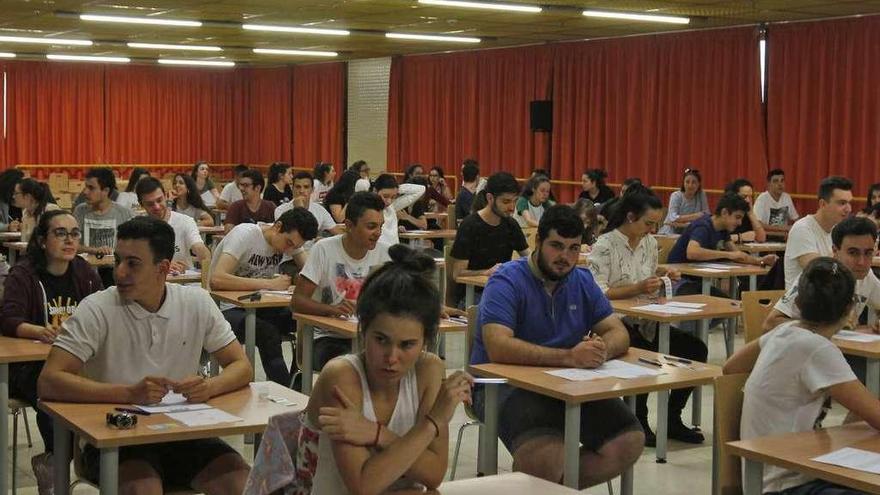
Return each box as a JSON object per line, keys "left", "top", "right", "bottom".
{"left": 209, "top": 208, "right": 318, "bottom": 386}
{"left": 725, "top": 178, "right": 767, "bottom": 243}
{"left": 38, "top": 216, "right": 253, "bottom": 494}
{"left": 589, "top": 191, "right": 706, "bottom": 446}
{"left": 0, "top": 210, "right": 103, "bottom": 493}
{"left": 724, "top": 257, "right": 880, "bottom": 495}
{"left": 296, "top": 245, "right": 473, "bottom": 495}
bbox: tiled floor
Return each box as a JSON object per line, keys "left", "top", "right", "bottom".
{"left": 8, "top": 328, "right": 849, "bottom": 494}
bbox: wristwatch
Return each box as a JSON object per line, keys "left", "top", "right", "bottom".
{"left": 106, "top": 411, "right": 138, "bottom": 429}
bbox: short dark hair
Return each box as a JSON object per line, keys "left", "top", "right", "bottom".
{"left": 485, "top": 172, "right": 520, "bottom": 197}
{"left": 715, "top": 193, "right": 750, "bottom": 215}
{"left": 134, "top": 176, "right": 164, "bottom": 202}
{"left": 404, "top": 163, "right": 423, "bottom": 182}
{"left": 795, "top": 257, "right": 856, "bottom": 324}
{"left": 357, "top": 244, "right": 440, "bottom": 349}
{"left": 867, "top": 183, "right": 880, "bottom": 207}
{"left": 818, "top": 176, "right": 852, "bottom": 201}
{"left": 125, "top": 168, "right": 151, "bottom": 193}
{"left": 605, "top": 190, "right": 663, "bottom": 232}
{"left": 538, "top": 204, "right": 585, "bottom": 242}
{"left": 725, "top": 178, "right": 753, "bottom": 195}
{"left": 462, "top": 163, "right": 480, "bottom": 182}
{"left": 240, "top": 169, "right": 265, "bottom": 193}
{"left": 372, "top": 174, "right": 398, "bottom": 192}
{"left": 350, "top": 160, "right": 367, "bottom": 173}
{"left": 232, "top": 164, "right": 249, "bottom": 176}
{"left": 313, "top": 162, "right": 333, "bottom": 183}
{"left": 276, "top": 207, "right": 318, "bottom": 241}
{"left": 584, "top": 168, "right": 608, "bottom": 187}
{"left": 345, "top": 191, "right": 386, "bottom": 223}
{"left": 86, "top": 167, "right": 117, "bottom": 192}
{"left": 293, "top": 171, "right": 313, "bottom": 183}
{"left": 268, "top": 162, "right": 291, "bottom": 184}
{"left": 117, "top": 216, "right": 175, "bottom": 263}
{"left": 0, "top": 169, "right": 24, "bottom": 204}
{"left": 18, "top": 179, "right": 54, "bottom": 218}
{"left": 831, "top": 216, "right": 878, "bottom": 248}
{"left": 767, "top": 168, "right": 785, "bottom": 182}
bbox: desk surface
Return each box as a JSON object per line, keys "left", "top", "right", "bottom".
{"left": 399, "top": 229, "right": 457, "bottom": 240}
{"left": 737, "top": 242, "right": 787, "bottom": 254}
{"left": 727, "top": 422, "right": 880, "bottom": 495}
{"left": 407, "top": 472, "right": 580, "bottom": 494}
{"left": 210, "top": 290, "right": 292, "bottom": 309}
{"left": 664, "top": 262, "right": 771, "bottom": 278}
{"left": 456, "top": 275, "right": 489, "bottom": 288}
{"left": 3, "top": 241, "right": 26, "bottom": 251}
{"left": 0, "top": 336, "right": 51, "bottom": 363}
{"left": 833, "top": 335, "right": 880, "bottom": 359}
{"left": 198, "top": 225, "right": 226, "bottom": 235}
{"left": 167, "top": 272, "right": 202, "bottom": 284}
{"left": 469, "top": 348, "right": 721, "bottom": 403}
{"left": 294, "top": 313, "right": 467, "bottom": 337}
{"left": 0, "top": 231, "right": 21, "bottom": 242}
{"left": 40, "top": 382, "right": 306, "bottom": 448}
{"left": 610, "top": 294, "right": 743, "bottom": 323}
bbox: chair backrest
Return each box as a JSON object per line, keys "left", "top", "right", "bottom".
{"left": 714, "top": 373, "right": 749, "bottom": 495}
{"left": 741, "top": 290, "right": 785, "bottom": 344}
{"left": 656, "top": 235, "right": 678, "bottom": 265}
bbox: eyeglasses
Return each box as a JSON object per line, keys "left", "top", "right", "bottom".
{"left": 51, "top": 228, "right": 81, "bottom": 240}
{"left": 239, "top": 182, "right": 254, "bottom": 188}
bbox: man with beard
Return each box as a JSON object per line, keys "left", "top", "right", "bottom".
{"left": 470, "top": 205, "right": 644, "bottom": 489}
{"left": 450, "top": 172, "right": 529, "bottom": 307}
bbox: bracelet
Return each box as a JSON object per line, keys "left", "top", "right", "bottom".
{"left": 425, "top": 414, "right": 440, "bottom": 438}
{"left": 372, "top": 422, "right": 382, "bottom": 447}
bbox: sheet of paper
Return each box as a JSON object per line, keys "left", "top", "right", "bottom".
{"left": 258, "top": 289, "right": 292, "bottom": 296}
{"left": 166, "top": 408, "right": 243, "bottom": 427}
{"left": 546, "top": 359, "right": 665, "bottom": 381}
{"left": 696, "top": 263, "right": 735, "bottom": 270}
{"left": 545, "top": 368, "right": 607, "bottom": 381}
{"left": 812, "top": 447, "right": 880, "bottom": 475}
{"left": 405, "top": 230, "right": 432, "bottom": 234}
{"left": 441, "top": 318, "right": 467, "bottom": 326}
{"left": 665, "top": 302, "right": 706, "bottom": 309}
{"left": 693, "top": 268, "right": 728, "bottom": 273}
{"left": 135, "top": 392, "right": 212, "bottom": 414}
{"left": 631, "top": 304, "right": 703, "bottom": 315}
{"left": 835, "top": 330, "right": 880, "bottom": 343}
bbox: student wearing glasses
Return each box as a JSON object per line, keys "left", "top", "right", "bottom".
{"left": 1, "top": 210, "right": 103, "bottom": 493}
{"left": 224, "top": 170, "right": 277, "bottom": 233}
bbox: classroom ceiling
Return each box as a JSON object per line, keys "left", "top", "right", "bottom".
{"left": 0, "top": 0, "right": 878, "bottom": 65}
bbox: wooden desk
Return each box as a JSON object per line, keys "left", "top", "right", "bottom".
{"left": 399, "top": 229, "right": 457, "bottom": 249}
{"left": 43, "top": 382, "right": 306, "bottom": 495}
{"left": 833, "top": 335, "right": 880, "bottom": 396}
{"left": 413, "top": 472, "right": 580, "bottom": 494}
{"left": 0, "top": 231, "right": 21, "bottom": 242}
{"left": 469, "top": 348, "right": 722, "bottom": 493}
{"left": 728, "top": 422, "right": 880, "bottom": 495}
{"left": 293, "top": 313, "right": 467, "bottom": 395}
{"left": 425, "top": 212, "right": 449, "bottom": 229}
{"left": 210, "top": 290, "right": 292, "bottom": 372}
{"left": 456, "top": 274, "right": 489, "bottom": 307}
{"left": 873, "top": 257, "right": 880, "bottom": 269}
{"left": 3, "top": 241, "right": 26, "bottom": 264}
{"left": 166, "top": 271, "right": 202, "bottom": 285}
{"left": 664, "top": 262, "right": 770, "bottom": 293}
{"left": 0, "top": 337, "right": 51, "bottom": 494}
{"left": 737, "top": 242, "right": 787, "bottom": 254}
{"left": 611, "top": 294, "right": 742, "bottom": 459}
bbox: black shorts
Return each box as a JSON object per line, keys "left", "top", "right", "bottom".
{"left": 81, "top": 438, "right": 238, "bottom": 489}
{"left": 474, "top": 385, "right": 642, "bottom": 454}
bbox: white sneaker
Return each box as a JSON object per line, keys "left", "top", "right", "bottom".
{"left": 31, "top": 452, "right": 54, "bottom": 495}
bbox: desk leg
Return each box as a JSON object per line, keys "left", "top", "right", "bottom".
{"left": 8, "top": 248, "right": 15, "bottom": 265}
{"left": 477, "top": 383, "right": 499, "bottom": 476}
{"left": 656, "top": 323, "right": 670, "bottom": 463}
{"left": 712, "top": 401, "right": 719, "bottom": 495}
{"left": 725, "top": 318, "right": 736, "bottom": 358}
{"left": 622, "top": 396, "right": 635, "bottom": 495}
{"left": 563, "top": 402, "right": 581, "bottom": 489}
{"left": 302, "top": 325, "right": 314, "bottom": 395}
{"left": 749, "top": 274, "right": 757, "bottom": 292}
{"left": 253, "top": 433, "right": 262, "bottom": 461}
{"left": 0, "top": 364, "right": 8, "bottom": 495}
{"left": 465, "top": 285, "right": 474, "bottom": 308}
{"left": 245, "top": 308, "right": 256, "bottom": 371}
{"left": 100, "top": 447, "right": 119, "bottom": 495}
{"left": 53, "top": 419, "right": 71, "bottom": 495}
{"left": 867, "top": 359, "right": 880, "bottom": 397}
{"left": 743, "top": 459, "right": 763, "bottom": 495}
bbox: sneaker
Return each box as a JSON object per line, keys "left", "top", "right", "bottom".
{"left": 31, "top": 452, "right": 54, "bottom": 495}
{"left": 668, "top": 417, "right": 705, "bottom": 444}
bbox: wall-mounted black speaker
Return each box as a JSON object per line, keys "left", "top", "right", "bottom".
{"left": 530, "top": 100, "right": 553, "bottom": 132}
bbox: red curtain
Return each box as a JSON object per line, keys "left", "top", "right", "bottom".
{"left": 1, "top": 61, "right": 106, "bottom": 168}
{"left": 386, "top": 45, "right": 553, "bottom": 180}
{"left": 233, "top": 67, "right": 292, "bottom": 165}
{"left": 291, "top": 63, "right": 345, "bottom": 172}
{"left": 767, "top": 16, "right": 880, "bottom": 208}
{"left": 550, "top": 27, "right": 768, "bottom": 203}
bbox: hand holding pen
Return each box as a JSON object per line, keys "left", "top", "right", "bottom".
{"left": 569, "top": 329, "right": 607, "bottom": 369}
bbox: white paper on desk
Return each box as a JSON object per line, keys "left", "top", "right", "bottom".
{"left": 696, "top": 263, "right": 735, "bottom": 270}
{"left": 135, "top": 392, "right": 212, "bottom": 414}
{"left": 405, "top": 230, "right": 432, "bottom": 234}
{"left": 665, "top": 302, "right": 706, "bottom": 309}
{"left": 545, "top": 368, "right": 607, "bottom": 381}
{"left": 631, "top": 304, "right": 702, "bottom": 315}
{"left": 835, "top": 330, "right": 880, "bottom": 343}
{"left": 257, "top": 289, "right": 292, "bottom": 296}
{"left": 166, "top": 408, "right": 243, "bottom": 427}
{"left": 546, "top": 360, "right": 665, "bottom": 381}
{"left": 812, "top": 447, "right": 880, "bottom": 475}
{"left": 442, "top": 317, "right": 467, "bottom": 326}
{"left": 693, "top": 268, "right": 728, "bottom": 273}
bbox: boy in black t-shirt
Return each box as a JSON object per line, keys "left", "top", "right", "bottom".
{"left": 450, "top": 172, "right": 530, "bottom": 306}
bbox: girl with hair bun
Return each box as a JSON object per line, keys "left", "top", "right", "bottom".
{"left": 725, "top": 257, "right": 880, "bottom": 495}
{"left": 296, "top": 244, "right": 474, "bottom": 495}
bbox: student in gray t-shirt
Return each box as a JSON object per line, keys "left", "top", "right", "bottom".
{"left": 73, "top": 167, "right": 133, "bottom": 256}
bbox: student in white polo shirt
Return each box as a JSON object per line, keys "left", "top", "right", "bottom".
{"left": 38, "top": 216, "right": 253, "bottom": 494}
{"left": 274, "top": 171, "right": 342, "bottom": 250}
{"left": 136, "top": 176, "right": 211, "bottom": 272}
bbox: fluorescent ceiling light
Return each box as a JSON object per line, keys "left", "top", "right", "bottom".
{"left": 0, "top": 53, "right": 16, "bottom": 58}
{"left": 582, "top": 10, "right": 689, "bottom": 24}
{"left": 127, "top": 42, "right": 222, "bottom": 52}
{"left": 0, "top": 35, "right": 92, "bottom": 46}
{"left": 418, "top": 0, "right": 541, "bottom": 13}
{"left": 158, "top": 59, "right": 235, "bottom": 67}
{"left": 47, "top": 54, "right": 130, "bottom": 63}
{"left": 253, "top": 48, "right": 337, "bottom": 57}
{"left": 386, "top": 32, "right": 481, "bottom": 43}
{"left": 80, "top": 14, "right": 202, "bottom": 27}
{"left": 242, "top": 24, "right": 350, "bottom": 36}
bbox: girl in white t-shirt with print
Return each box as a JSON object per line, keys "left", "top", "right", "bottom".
{"left": 724, "top": 257, "right": 880, "bottom": 495}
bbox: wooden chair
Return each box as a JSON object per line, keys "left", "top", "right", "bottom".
{"left": 48, "top": 172, "right": 69, "bottom": 193}
{"left": 741, "top": 290, "right": 784, "bottom": 344}
{"left": 656, "top": 236, "right": 678, "bottom": 265}
{"left": 450, "top": 305, "right": 482, "bottom": 479}
{"left": 713, "top": 373, "right": 749, "bottom": 495}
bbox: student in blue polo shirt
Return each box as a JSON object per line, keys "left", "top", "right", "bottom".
{"left": 471, "top": 204, "right": 644, "bottom": 489}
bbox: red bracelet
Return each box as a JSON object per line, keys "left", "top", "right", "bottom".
{"left": 372, "top": 422, "right": 382, "bottom": 447}
{"left": 425, "top": 414, "right": 440, "bottom": 438}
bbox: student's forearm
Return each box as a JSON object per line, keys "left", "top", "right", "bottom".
{"left": 686, "top": 247, "right": 736, "bottom": 261}
{"left": 486, "top": 335, "right": 574, "bottom": 367}
{"left": 15, "top": 322, "right": 47, "bottom": 340}
{"left": 208, "top": 359, "right": 252, "bottom": 397}
{"left": 605, "top": 284, "right": 646, "bottom": 300}
{"left": 676, "top": 212, "right": 704, "bottom": 223}
{"left": 210, "top": 273, "right": 275, "bottom": 291}
{"left": 291, "top": 294, "right": 338, "bottom": 316}
{"left": 39, "top": 370, "right": 134, "bottom": 403}
{"left": 352, "top": 420, "right": 443, "bottom": 494}
{"left": 601, "top": 328, "right": 630, "bottom": 359}
{"left": 375, "top": 427, "right": 447, "bottom": 488}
